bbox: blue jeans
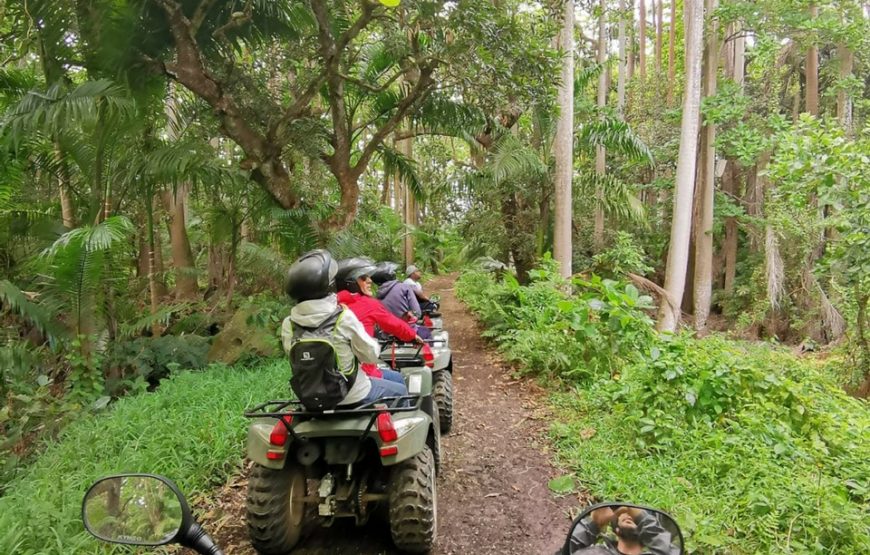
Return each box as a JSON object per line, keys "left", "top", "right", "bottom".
{"left": 362, "top": 376, "right": 408, "bottom": 406}
{"left": 380, "top": 369, "right": 406, "bottom": 385}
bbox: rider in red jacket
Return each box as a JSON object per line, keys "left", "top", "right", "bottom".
{"left": 336, "top": 258, "right": 423, "bottom": 382}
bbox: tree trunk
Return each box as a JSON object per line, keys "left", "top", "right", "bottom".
{"left": 398, "top": 130, "right": 415, "bottom": 266}
{"left": 54, "top": 140, "right": 76, "bottom": 229}
{"left": 667, "top": 0, "right": 677, "bottom": 105}
{"left": 837, "top": 44, "right": 854, "bottom": 131}
{"left": 657, "top": 0, "right": 704, "bottom": 332}
{"left": 161, "top": 186, "right": 198, "bottom": 299}
{"left": 553, "top": 0, "right": 575, "bottom": 278}
{"left": 805, "top": 5, "right": 819, "bottom": 115}
{"left": 639, "top": 0, "right": 647, "bottom": 80}
{"left": 152, "top": 198, "right": 168, "bottom": 300}
{"left": 145, "top": 192, "right": 163, "bottom": 337}
{"left": 722, "top": 162, "right": 739, "bottom": 293}
{"left": 618, "top": 0, "right": 628, "bottom": 114}
{"left": 655, "top": 0, "right": 664, "bottom": 73}
{"left": 593, "top": 0, "right": 608, "bottom": 251}
{"left": 722, "top": 22, "right": 745, "bottom": 293}
{"left": 692, "top": 0, "right": 718, "bottom": 333}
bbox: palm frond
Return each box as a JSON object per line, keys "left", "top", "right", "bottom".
{"left": 0, "top": 280, "right": 65, "bottom": 342}
{"left": 238, "top": 241, "right": 288, "bottom": 286}
{"left": 2, "top": 80, "right": 134, "bottom": 149}
{"left": 411, "top": 95, "right": 487, "bottom": 138}
{"left": 577, "top": 173, "right": 646, "bottom": 223}
{"left": 575, "top": 63, "right": 604, "bottom": 91}
{"left": 119, "top": 302, "right": 194, "bottom": 339}
{"left": 486, "top": 134, "right": 548, "bottom": 185}
{"left": 380, "top": 145, "right": 423, "bottom": 201}
{"left": 577, "top": 117, "right": 654, "bottom": 165}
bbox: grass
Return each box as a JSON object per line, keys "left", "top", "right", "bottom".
{"left": 0, "top": 359, "right": 291, "bottom": 555}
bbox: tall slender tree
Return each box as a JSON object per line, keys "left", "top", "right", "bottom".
{"left": 658, "top": 0, "right": 704, "bottom": 332}
{"left": 693, "top": 0, "right": 719, "bottom": 332}
{"left": 618, "top": 0, "right": 628, "bottom": 114}
{"left": 667, "top": 0, "right": 678, "bottom": 104}
{"left": 594, "top": 0, "right": 608, "bottom": 250}
{"left": 722, "top": 21, "right": 745, "bottom": 294}
{"left": 639, "top": 0, "right": 648, "bottom": 80}
{"left": 805, "top": 5, "right": 820, "bottom": 115}
{"left": 553, "top": 0, "right": 575, "bottom": 277}
{"left": 655, "top": 0, "right": 664, "bottom": 73}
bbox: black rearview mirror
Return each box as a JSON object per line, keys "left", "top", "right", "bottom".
{"left": 83, "top": 473, "right": 223, "bottom": 554}
{"left": 82, "top": 474, "right": 189, "bottom": 546}
{"left": 562, "top": 502, "right": 684, "bottom": 555}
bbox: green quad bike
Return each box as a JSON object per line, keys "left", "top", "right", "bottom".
{"left": 380, "top": 336, "right": 454, "bottom": 434}
{"left": 244, "top": 363, "right": 440, "bottom": 554}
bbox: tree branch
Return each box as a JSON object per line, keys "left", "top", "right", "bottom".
{"left": 191, "top": 0, "right": 218, "bottom": 34}
{"left": 352, "top": 65, "right": 436, "bottom": 179}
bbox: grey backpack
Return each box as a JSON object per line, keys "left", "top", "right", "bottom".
{"left": 288, "top": 308, "right": 357, "bottom": 410}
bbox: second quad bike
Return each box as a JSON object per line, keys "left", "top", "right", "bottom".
{"left": 243, "top": 363, "right": 440, "bottom": 554}
{"left": 379, "top": 335, "right": 454, "bottom": 434}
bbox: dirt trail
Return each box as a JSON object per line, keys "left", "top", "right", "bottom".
{"left": 206, "top": 275, "right": 581, "bottom": 554}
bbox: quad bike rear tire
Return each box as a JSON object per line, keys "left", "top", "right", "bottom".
{"left": 388, "top": 446, "right": 437, "bottom": 553}
{"left": 432, "top": 369, "right": 454, "bottom": 434}
{"left": 246, "top": 462, "right": 307, "bottom": 554}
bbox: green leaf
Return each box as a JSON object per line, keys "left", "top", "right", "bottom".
{"left": 548, "top": 475, "right": 575, "bottom": 495}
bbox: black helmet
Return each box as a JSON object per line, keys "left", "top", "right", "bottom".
{"left": 285, "top": 249, "right": 337, "bottom": 301}
{"left": 370, "top": 261, "right": 398, "bottom": 285}
{"left": 336, "top": 257, "right": 376, "bottom": 293}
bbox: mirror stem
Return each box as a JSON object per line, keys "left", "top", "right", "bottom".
{"left": 180, "top": 522, "right": 224, "bottom": 555}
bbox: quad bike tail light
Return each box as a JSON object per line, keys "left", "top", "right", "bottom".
{"left": 269, "top": 415, "right": 294, "bottom": 447}
{"left": 376, "top": 412, "right": 398, "bottom": 443}
{"left": 422, "top": 344, "right": 434, "bottom": 368}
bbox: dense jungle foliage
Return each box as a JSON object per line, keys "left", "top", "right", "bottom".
{"left": 1, "top": 0, "right": 868, "bottom": 552}
{"left": 457, "top": 268, "right": 869, "bottom": 554}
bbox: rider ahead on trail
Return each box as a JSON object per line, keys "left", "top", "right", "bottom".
{"left": 335, "top": 257, "right": 422, "bottom": 384}
{"left": 372, "top": 262, "right": 432, "bottom": 340}
{"left": 281, "top": 250, "right": 407, "bottom": 408}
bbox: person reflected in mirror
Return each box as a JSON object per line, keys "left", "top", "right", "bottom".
{"left": 568, "top": 506, "right": 678, "bottom": 555}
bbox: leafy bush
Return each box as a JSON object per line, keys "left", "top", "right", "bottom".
{"left": 0, "top": 359, "right": 290, "bottom": 554}
{"left": 457, "top": 261, "right": 655, "bottom": 379}
{"left": 458, "top": 265, "right": 870, "bottom": 554}
{"left": 103, "top": 335, "right": 210, "bottom": 392}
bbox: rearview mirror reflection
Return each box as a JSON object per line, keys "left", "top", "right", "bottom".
{"left": 565, "top": 503, "right": 684, "bottom": 555}
{"left": 82, "top": 474, "right": 186, "bottom": 546}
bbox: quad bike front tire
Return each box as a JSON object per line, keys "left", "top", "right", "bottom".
{"left": 432, "top": 369, "right": 454, "bottom": 434}
{"left": 388, "top": 446, "right": 437, "bottom": 553}
{"left": 246, "top": 462, "right": 307, "bottom": 554}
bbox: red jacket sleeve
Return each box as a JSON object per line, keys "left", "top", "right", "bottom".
{"left": 367, "top": 298, "right": 417, "bottom": 342}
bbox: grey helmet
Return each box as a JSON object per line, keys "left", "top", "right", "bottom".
{"left": 336, "top": 257, "right": 377, "bottom": 293}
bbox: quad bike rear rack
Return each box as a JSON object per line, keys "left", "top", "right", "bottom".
{"left": 244, "top": 395, "right": 424, "bottom": 444}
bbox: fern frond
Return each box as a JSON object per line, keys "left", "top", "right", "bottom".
{"left": 0, "top": 280, "right": 65, "bottom": 341}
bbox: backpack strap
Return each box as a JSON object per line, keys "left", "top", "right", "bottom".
{"left": 291, "top": 307, "right": 344, "bottom": 339}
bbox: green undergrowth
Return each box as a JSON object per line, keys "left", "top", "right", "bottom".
{"left": 456, "top": 268, "right": 870, "bottom": 554}
{"left": 0, "top": 359, "right": 290, "bottom": 555}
